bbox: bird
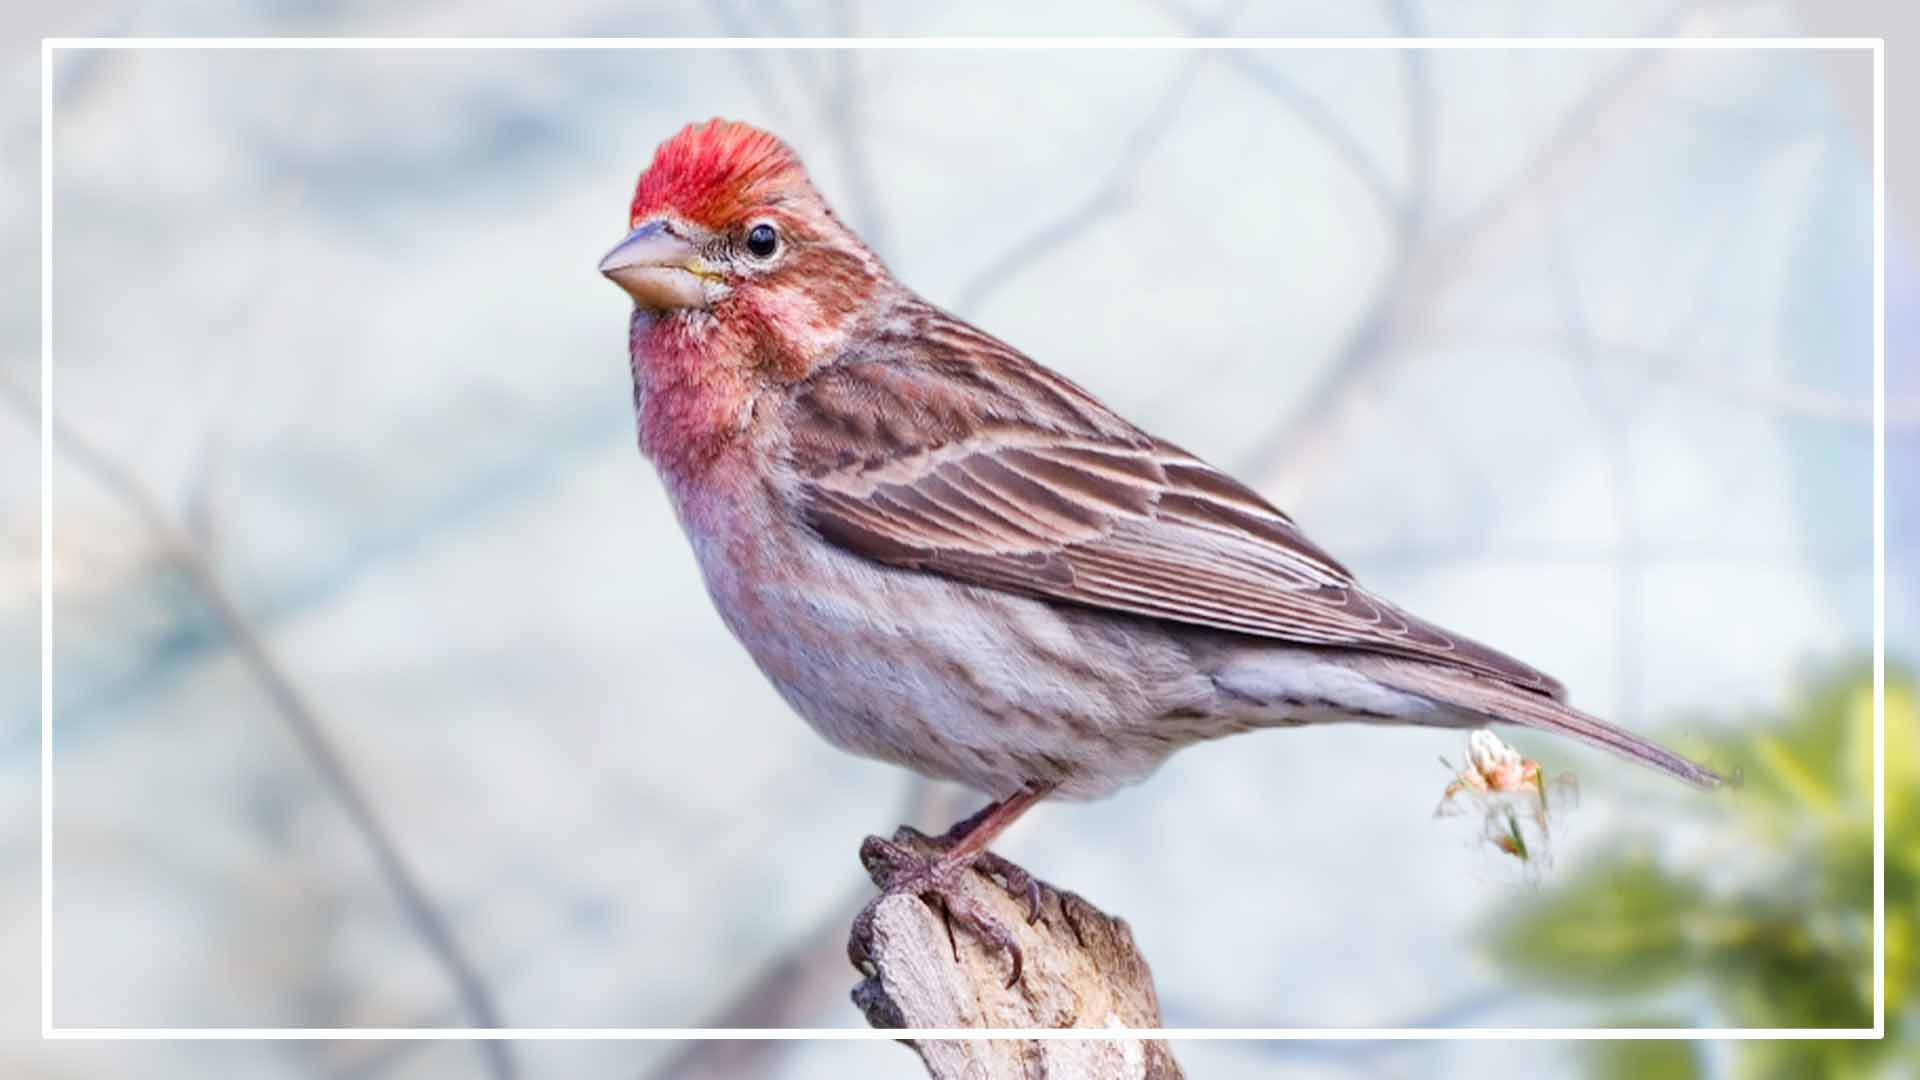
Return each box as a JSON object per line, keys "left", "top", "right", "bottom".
{"left": 598, "top": 118, "right": 1724, "bottom": 985}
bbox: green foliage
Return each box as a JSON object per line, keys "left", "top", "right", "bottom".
{"left": 1580, "top": 1028, "right": 1702, "bottom": 1080}
{"left": 1483, "top": 666, "right": 1915, "bottom": 1078}
{"left": 1487, "top": 852, "right": 1705, "bottom": 993}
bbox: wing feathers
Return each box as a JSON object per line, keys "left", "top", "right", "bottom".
{"left": 789, "top": 317, "right": 1566, "bottom": 698}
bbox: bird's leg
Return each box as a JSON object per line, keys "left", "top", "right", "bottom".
{"left": 851, "top": 783, "right": 1054, "bottom": 987}
{"left": 898, "top": 793, "right": 1046, "bottom": 922}
{"left": 919, "top": 786, "right": 1050, "bottom": 924}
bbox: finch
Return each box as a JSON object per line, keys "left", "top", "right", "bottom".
{"left": 600, "top": 119, "right": 1723, "bottom": 983}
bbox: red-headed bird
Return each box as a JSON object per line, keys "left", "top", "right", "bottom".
{"left": 600, "top": 119, "right": 1723, "bottom": 984}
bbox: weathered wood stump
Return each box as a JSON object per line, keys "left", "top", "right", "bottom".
{"left": 849, "top": 827, "right": 1184, "bottom": 1079}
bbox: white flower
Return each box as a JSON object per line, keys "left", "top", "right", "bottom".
{"left": 1465, "top": 729, "right": 1533, "bottom": 793}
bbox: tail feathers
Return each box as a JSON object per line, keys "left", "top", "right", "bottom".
{"left": 1367, "top": 659, "right": 1727, "bottom": 790}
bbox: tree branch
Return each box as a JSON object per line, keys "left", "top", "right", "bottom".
{"left": 10, "top": 382, "right": 513, "bottom": 1078}
{"left": 849, "top": 828, "right": 1183, "bottom": 1079}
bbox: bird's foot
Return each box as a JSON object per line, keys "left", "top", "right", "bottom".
{"left": 849, "top": 830, "right": 1039, "bottom": 988}
{"left": 925, "top": 818, "right": 1045, "bottom": 924}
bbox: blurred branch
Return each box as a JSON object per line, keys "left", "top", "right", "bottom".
{"left": 747, "top": 0, "right": 828, "bottom": 92}
{"left": 639, "top": 910, "right": 851, "bottom": 1080}
{"left": 1169, "top": 985, "right": 1516, "bottom": 1070}
{"left": 1546, "top": 209, "right": 1647, "bottom": 717}
{"left": 1422, "top": 322, "right": 1906, "bottom": 429}
{"left": 823, "top": 0, "right": 888, "bottom": 254}
{"left": 1224, "top": 0, "right": 1432, "bottom": 495}
{"left": 638, "top": 779, "right": 972, "bottom": 1080}
{"left": 1391, "top": 0, "right": 1433, "bottom": 236}
{"left": 1156, "top": 0, "right": 1411, "bottom": 232}
{"left": 947, "top": 0, "right": 1262, "bottom": 317}
{"left": 951, "top": 52, "right": 1211, "bottom": 317}
{"left": 1235, "top": 1, "right": 1699, "bottom": 502}
{"left": 6, "top": 382, "right": 514, "bottom": 1079}
{"left": 708, "top": 2, "right": 799, "bottom": 134}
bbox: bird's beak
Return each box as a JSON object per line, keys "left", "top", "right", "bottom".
{"left": 599, "top": 220, "right": 713, "bottom": 311}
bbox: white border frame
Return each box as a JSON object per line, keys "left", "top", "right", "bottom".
{"left": 39, "top": 35, "right": 1887, "bottom": 1043}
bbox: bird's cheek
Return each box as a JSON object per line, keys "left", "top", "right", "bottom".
{"left": 747, "top": 293, "right": 848, "bottom": 379}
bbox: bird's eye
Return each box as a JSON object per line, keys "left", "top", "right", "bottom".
{"left": 745, "top": 223, "right": 779, "bottom": 258}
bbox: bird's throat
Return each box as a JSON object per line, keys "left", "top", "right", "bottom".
{"left": 629, "top": 311, "right": 761, "bottom": 483}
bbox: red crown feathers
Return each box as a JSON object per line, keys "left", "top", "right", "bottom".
{"left": 629, "top": 119, "right": 802, "bottom": 228}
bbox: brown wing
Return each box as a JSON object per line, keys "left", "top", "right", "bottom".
{"left": 787, "top": 308, "right": 1566, "bottom": 699}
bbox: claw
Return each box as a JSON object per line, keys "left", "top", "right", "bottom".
{"left": 937, "top": 897, "right": 959, "bottom": 962}
{"left": 850, "top": 785, "right": 1056, "bottom": 989}
{"left": 848, "top": 906, "right": 876, "bottom": 975}
{"left": 859, "top": 834, "right": 915, "bottom": 878}
{"left": 851, "top": 832, "right": 1030, "bottom": 987}
{"left": 976, "top": 851, "right": 1044, "bottom": 925}
{"left": 1000, "top": 932, "right": 1025, "bottom": 988}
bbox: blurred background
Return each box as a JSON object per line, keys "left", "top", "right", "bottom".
{"left": 3, "top": 2, "right": 1913, "bottom": 1078}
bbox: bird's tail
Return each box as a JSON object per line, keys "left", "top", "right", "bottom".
{"left": 1361, "top": 658, "right": 1727, "bottom": 790}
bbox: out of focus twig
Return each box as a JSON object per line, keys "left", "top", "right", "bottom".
{"left": 822, "top": 1, "right": 889, "bottom": 255}
{"left": 639, "top": 779, "right": 973, "bottom": 1080}
{"left": 708, "top": 1, "right": 799, "bottom": 134}
{"left": 7, "top": 382, "right": 514, "bottom": 1080}
{"left": 1156, "top": 0, "right": 1412, "bottom": 231}
{"left": 1235, "top": 2, "right": 1701, "bottom": 501}
{"left": 949, "top": 0, "right": 1262, "bottom": 316}
{"left": 951, "top": 54, "right": 1210, "bottom": 317}
{"left": 1547, "top": 212, "right": 1647, "bottom": 716}
{"left": 1421, "top": 323, "right": 1907, "bottom": 428}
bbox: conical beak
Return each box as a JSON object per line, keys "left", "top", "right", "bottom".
{"left": 599, "top": 220, "right": 712, "bottom": 310}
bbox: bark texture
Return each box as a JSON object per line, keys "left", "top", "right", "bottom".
{"left": 850, "top": 828, "right": 1184, "bottom": 1079}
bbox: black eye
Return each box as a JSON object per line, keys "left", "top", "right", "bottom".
{"left": 745, "top": 223, "right": 779, "bottom": 258}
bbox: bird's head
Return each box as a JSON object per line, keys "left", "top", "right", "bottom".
{"left": 601, "top": 119, "right": 884, "bottom": 380}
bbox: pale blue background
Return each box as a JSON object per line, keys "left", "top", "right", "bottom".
{"left": 2, "top": 2, "right": 1909, "bottom": 1078}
